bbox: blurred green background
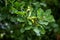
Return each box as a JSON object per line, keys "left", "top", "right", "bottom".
{"left": 0, "top": 0, "right": 60, "bottom": 40}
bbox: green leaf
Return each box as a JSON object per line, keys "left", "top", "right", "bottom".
{"left": 20, "top": 28, "right": 25, "bottom": 33}
{"left": 25, "top": 26, "right": 32, "bottom": 30}
{"left": 40, "top": 3, "right": 47, "bottom": 7}
{"left": 9, "top": 7, "right": 18, "bottom": 14}
{"left": 28, "top": 20, "right": 32, "bottom": 25}
{"left": 37, "top": 8, "right": 44, "bottom": 18}
{"left": 45, "top": 9, "right": 51, "bottom": 15}
{"left": 39, "top": 20, "right": 48, "bottom": 25}
{"left": 45, "top": 15, "right": 55, "bottom": 22}
{"left": 10, "top": 17, "right": 17, "bottom": 22}
{"left": 17, "top": 18, "right": 25, "bottom": 22}
{"left": 14, "top": 1, "right": 21, "bottom": 7}
{"left": 16, "top": 11, "right": 26, "bottom": 15}
{"left": 40, "top": 26, "right": 45, "bottom": 34}
{"left": 33, "top": 27, "right": 40, "bottom": 36}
